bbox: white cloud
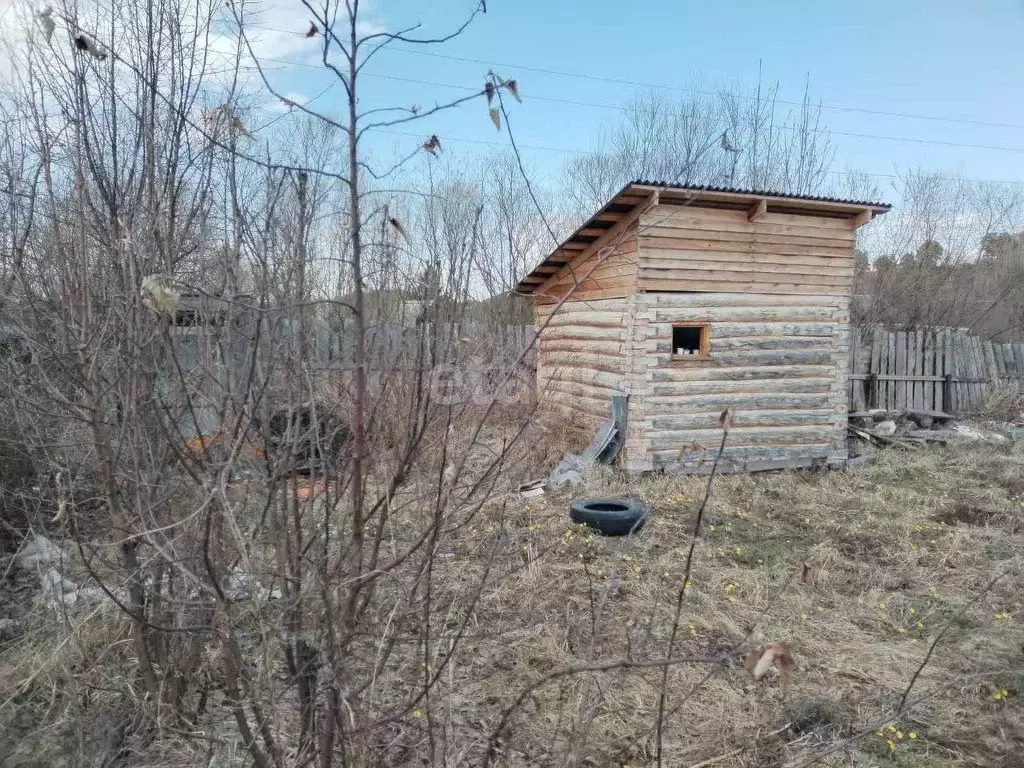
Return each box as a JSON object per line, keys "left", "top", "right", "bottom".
{"left": 356, "top": 18, "right": 387, "bottom": 38}
{"left": 203, "top": 0, "right": 386, "bottom": 100}
{"left": 209, "top": 0, "right": 386, "bottom": 68}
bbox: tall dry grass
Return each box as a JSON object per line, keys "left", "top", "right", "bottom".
{"left": 3, "top": 432, "right": 1023, "bottom": 766}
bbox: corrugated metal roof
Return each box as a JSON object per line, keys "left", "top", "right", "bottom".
{"left": 631, "top": 180, "right": 892, "bottom": 210}
{"left": 515, "top": 181, "right": 891, "bottom": 295}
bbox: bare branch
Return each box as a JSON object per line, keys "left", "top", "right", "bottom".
{"left": 356, "top": 1, "right": 484, "bottom": 61}
{"left": 358, "top": 88, "right": 487, "bottom": 138}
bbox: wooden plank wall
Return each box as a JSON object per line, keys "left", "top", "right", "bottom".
{"left": 625, "top": 292, "right": 851, "bottom": 472}
{"left": 534, "top": 227, "right": 638, "bottom": 304}
{"left": 637, "top": 205, "right": 855, "bottom": 296}
{"left": 534, "top": 298, "right": 631, "bottom": 428}
{"left": 848, "top": 327, "right": 1024, "bottom": 413}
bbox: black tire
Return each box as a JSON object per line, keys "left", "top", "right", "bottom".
{"left": 569, "top": 498, "right": 648, "bottom": 536}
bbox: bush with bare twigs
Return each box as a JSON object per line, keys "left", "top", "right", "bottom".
{"left": 970, "top": 384, "right": 1024, "bottom": 423}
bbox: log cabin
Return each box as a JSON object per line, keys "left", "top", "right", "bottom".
{"left": 517, "top": 181, "right": 891, "bottom": 473}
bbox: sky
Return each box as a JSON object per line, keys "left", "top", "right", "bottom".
{"left": 218, "top": 0, "right": 1024, "bottom": 201}
{"left": 2, "top": 0, "right": 1024, "bottom": 202}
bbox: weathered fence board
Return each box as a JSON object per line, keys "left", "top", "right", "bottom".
{"left": 869, "top": 331, "right": 881, "bottom": 410}
{"left": 954, "top": 330, "right": 968, "bottom": 410}
{"left": 848, "top": 326, "right": 1024, "bottom": 414}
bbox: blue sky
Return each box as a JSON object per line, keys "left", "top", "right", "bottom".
{"left": 241, "top": 0, "right": 1024, "bottom": 198}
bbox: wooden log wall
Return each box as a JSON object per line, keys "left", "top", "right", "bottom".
{"left": 532, "top": 199, "right": 870, "bottom": 471}
{"left": 625, "top": 292, "right": 851, "bottom": 472}
{"left": 849, "top": 327, "right": 1024, "bottom": 413}
{"left": 534, "top": 298, "right": 631, "bottom": 427}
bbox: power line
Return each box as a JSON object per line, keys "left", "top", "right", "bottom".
{"left": 386, "top": 46, "right": 1024, "bottom": 133}
{"left": 254, "top": 53, "right": 1024, "bottom": 157}
{"left": 250, "top": 80, "right": 339, "bottom": 133}
{"left": 6, "top": 18, "right": 1022, "bottom": 190}
{"left": 367, "top": 126, "right": 1024, "bottom": 188}
{"left": 247, "top": 50, "right": 1024, "bottom": 157}
{"left": 347, "top": 69, "right": 1024, "bottom": 156}
{"left": 212, "top": 17, "right": 1024, "bottom": 157}
{"left": 229, "top": 21, "right": 1024, "bottom": 133}
{"left": 204, "top": 55, "right": 1024, "bottom": 185}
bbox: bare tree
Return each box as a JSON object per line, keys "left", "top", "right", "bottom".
{"left": 562, "top": 73, "right": 836, "bottom": 216}
{"left": 855, "top": 169, "right": 1024, "bottom": 333}
{"left": 0, "top": 0, "right": 545, "bottom": 764}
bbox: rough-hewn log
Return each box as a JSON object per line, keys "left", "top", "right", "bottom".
{"left": 650, "top": 336, "right": 832, "bottom": 353}
{"left": 650, "top": 443, "right": 833, "bottom": 466}
{"left": 648, "top": 378, "right": 833, "bottom": 396}
{"left": 648, "top": 365, "right": 835, "bottom": 382}
{"left": 647, "top": 425, "right": 835, "bottom": 450}
{"left": 649, "top": 409, "right": 836, "bottom": 430}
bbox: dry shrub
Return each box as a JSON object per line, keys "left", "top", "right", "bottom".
{"left": 528, "top": 409, "right": 595, "bottom": 470}
{"left": 936, "top": 500, "right": 1012, "bottom": 529}
{"left": 970, "top": 383, "right": 1024, "bottom": 422}
{"left": 365, "top": 353, "right": 540, "bottom": 486}
{"left": 0, "top": 561, "right": 141, "bottom": 767}
{"left": 0, "top": 411, "right": 35, "bottom": 550}
{"left": 5, "top": 426, "right": 1024, "bottom": 767}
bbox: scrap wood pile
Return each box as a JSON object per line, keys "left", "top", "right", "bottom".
{"left": 848, "top": 408, "right": 1022, "bottom": 449}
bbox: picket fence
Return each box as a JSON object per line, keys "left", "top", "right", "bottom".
{"left": 848, "top": 327, "right": 1024, "bottom": 413}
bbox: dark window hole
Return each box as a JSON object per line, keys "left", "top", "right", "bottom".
{"left": 673, "top": 326, "right": 704, "bottom": 356}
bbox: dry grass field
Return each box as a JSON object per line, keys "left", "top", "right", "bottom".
{"left": 2, "top": 437, "right": 1022, "bottom": 767}
{"left": 421, "top": 439, "right": 1024, "bottom": 767}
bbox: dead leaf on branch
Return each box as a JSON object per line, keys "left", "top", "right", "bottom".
{"left": 73, "top": 33, "right": 107, "bottom": 60}
{"left": 35, "top": 6, "right": 55, "bottom": 43}
{"left": 423, "top": 134, "right": 441, "bottom": 155}
{"left": 487, "top": 70, "right": 522, "bottom": 103}
{"left": 231, "top": 116, "right": 250, "bottom": 138}
{"left": 720, "top": 130, "right": 741, "bottom": 154}
{"left": 202, "top": 104, "right": 251, "bottom": 139}
{"left": 489, "top": 107, "right": 501, "bottom": 131}
{"left": 388, "top": 216, "right": 411, "bottom": 247}
{"left": 745, "top": 644, "right": 794, "bottom": 685}
{"left": 140, "top": 275, "right": 180, "bottom": 316}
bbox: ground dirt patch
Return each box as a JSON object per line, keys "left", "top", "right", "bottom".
{"left": 937, "top": 502, "right": 1006, "bottom": 527}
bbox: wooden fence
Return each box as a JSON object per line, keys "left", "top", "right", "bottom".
{"left": 849, "top": 327, "right": 1024, "bottom": 413}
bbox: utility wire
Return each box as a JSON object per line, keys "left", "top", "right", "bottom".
{"left": 8, "top": 19, "right": 1023, "bottom": 189}
{"left": 388, "top": 45, "right": 1024, "bottom": 133}
{"left": 241, "top": 56, "right": 1024, "bottom": 181}
{"left": 230, "top": 20, "right": 1024, "bottom": 133}
{"left": 345, "top": 69, "right": 1024, "bottom": 156}
{"left": 241, "top": 52, "right": 1024, "bottom": 157}
{"left": 365, "top": 126, "right": 1024, "bottom": 188}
